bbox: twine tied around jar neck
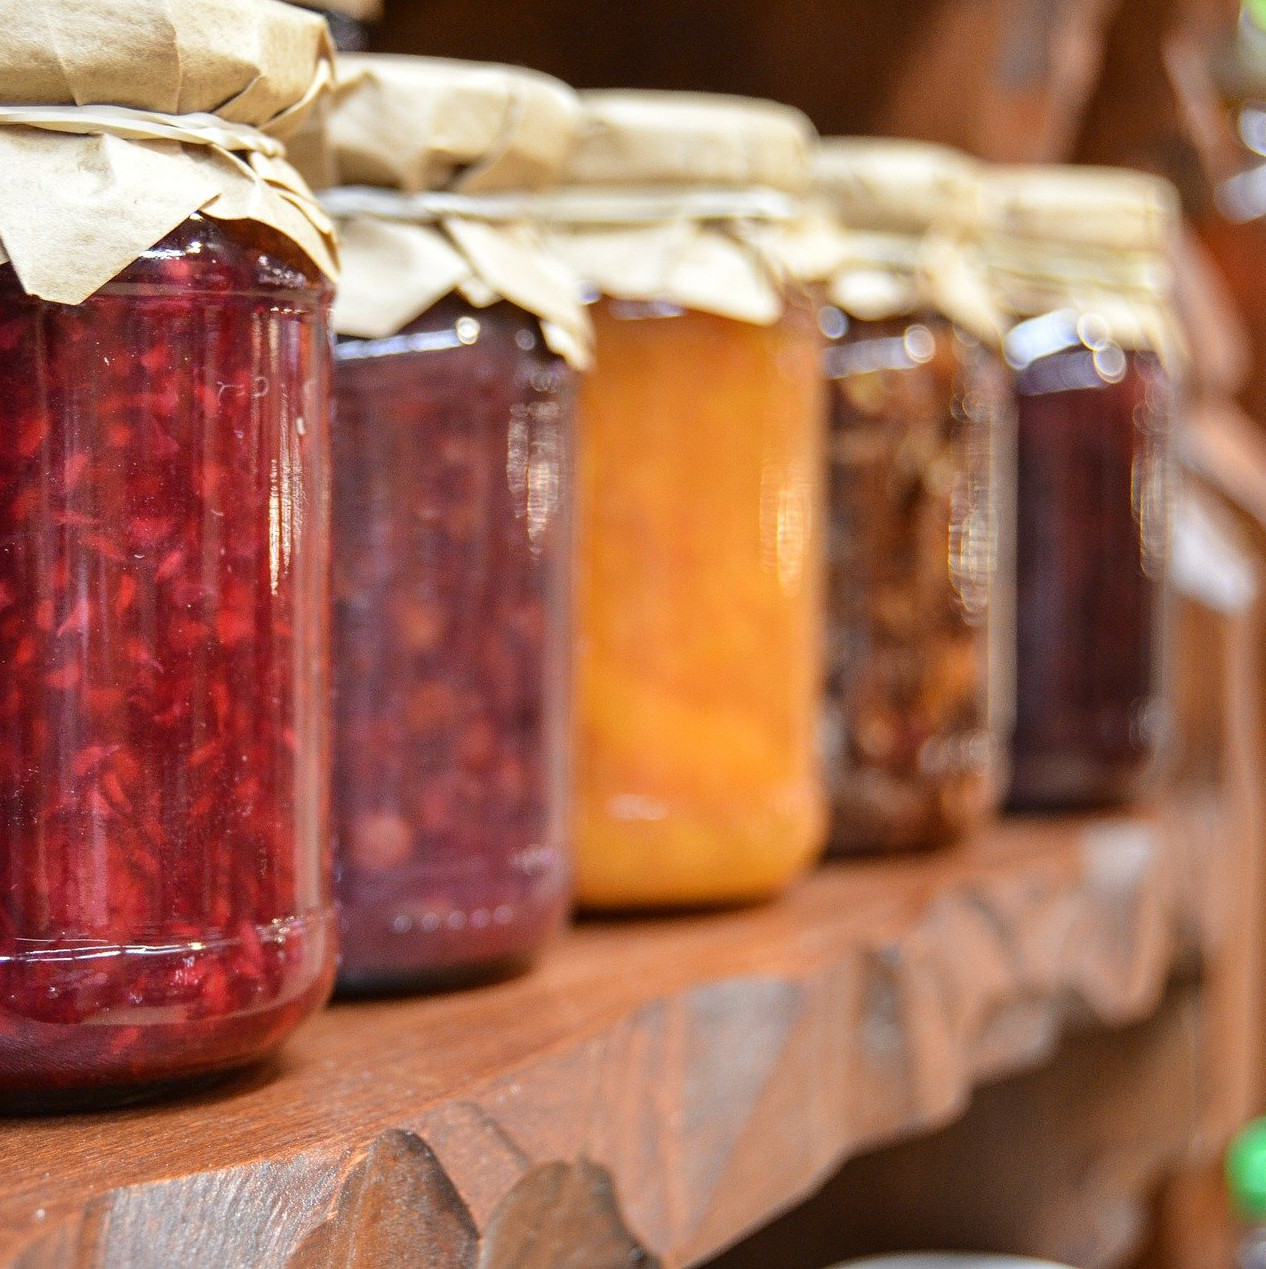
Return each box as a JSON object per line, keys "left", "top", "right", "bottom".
{"left": 0, "top": 103, "right": 287, "bottom": 160}
{"left": 320, "top": 184, "right": 595, "bottom": 368}
{"left": 525, "top": 186, "right": 809, "bottom": 327}
{"left": 982, "top": 238, "right": 1185, "bottom": 370}
{"left": 984, "top": 239, "right": 1171, "bottom": 300}
{"left": 779, "top": 211, "right": 1005, "bottom": 346}
{"left": 320, "top": 183, "right": 801, "bottom": 225}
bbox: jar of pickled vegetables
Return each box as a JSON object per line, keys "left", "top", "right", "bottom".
{"left": 796, "top": 139, "right": 1012, "bottom": 853}
{"left": 0, "top": 0, "right": 340, "bottom": 1109}
{"left": 981, "top": 167, "right": 1182, "bottom": 810}
{"left": 542, "top": 92, "right": 828, "bottom": 908}
{"left": 317, "top": 56, "right": 589, "bottom": 991}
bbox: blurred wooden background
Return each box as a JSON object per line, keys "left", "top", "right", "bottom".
{"left": 370, "top": 0, "right": 1232, "bottom": 168}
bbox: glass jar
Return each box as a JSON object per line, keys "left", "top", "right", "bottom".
{"left": 332, "top": 298, "right": 574, "bottom": 991}
{"left": 806, "top": 137, "right": 1009, "bottom": 853}
{"left": 1007, "top": 323, "right": 1172, "bottom": 808}
{"left": 822, "top": 309, "right": 1003, "bottom": 851}
{"left": 0, "top": 214, "right": 335, "bottom": 1109}
{"left": 575, "top": 294, "right": 826, "bottom": 907}
{"left": 318, "top": 54, "right": 586, "bottom": 990}
{"left": 551, "top": 90, "right": 827, "bottom": 909}
{"left": 983, "top": 166, "right": 1180, "bottom": 810}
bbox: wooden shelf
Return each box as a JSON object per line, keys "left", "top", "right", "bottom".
{"left": 0, "top": 811, "right": 1224, "bottom": 1268}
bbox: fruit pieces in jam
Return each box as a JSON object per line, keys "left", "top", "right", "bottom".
{"left": 332, "top": 299, "right": 574, "bottom": 990}
{"left": 575, "top": 298, "right": 827, "bottom": 908}
{"left": 0, "top": 215, "right": 335, "bottom": 1107}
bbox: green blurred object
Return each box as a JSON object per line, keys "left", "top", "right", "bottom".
{"left": 1229, "top": 1117, "right": 1266, "bottom": 1219}
{"left": 1249, "top": 0, "right": 1266, "bottom": 34}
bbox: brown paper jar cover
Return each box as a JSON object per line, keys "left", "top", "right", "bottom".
{"left": 0, "top": 0, "right": 337, "bottom": 303}
{"left": 315, "top": 53, "right": 590, "bottom": 364}
{"left": 541, "top": 90, "right": 817, "bottom": 325}
{"left": 979, "top": 164, "right": 1184, "bottom": 366}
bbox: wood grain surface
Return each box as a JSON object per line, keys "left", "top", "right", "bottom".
{"left": 0, "top": 811, "right": 1223, "bottom": 1268}
{"left": 708, "top": 983, "right": 1206, "bottom": 1269}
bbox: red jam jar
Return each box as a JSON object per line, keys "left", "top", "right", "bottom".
{"left": 0, "top": 0, "right": 338, "bottom": 1110}
{"left": 319, "top": 56, "right": 586, "bottom": 991}
{"left": 0, "top": 214, "right": 335, "bottom": 1110}
{"left": 982, "top": 167, "right": 1180, "bottom": 810}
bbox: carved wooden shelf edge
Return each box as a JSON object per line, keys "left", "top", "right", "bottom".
{"left": 2, "top": 808, "right": 1229, "bottom": 1269}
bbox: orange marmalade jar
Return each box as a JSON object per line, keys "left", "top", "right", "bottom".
{"left": 547, "top": 93, "right": 828, "bottom": 908}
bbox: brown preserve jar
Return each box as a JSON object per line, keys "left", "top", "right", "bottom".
{"left": 802, "top": 140, "right": 1011, "bottom": 853}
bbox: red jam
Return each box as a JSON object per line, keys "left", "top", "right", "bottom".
{"left": 0, "top": 215, "right": 336, "bottom": 1109}
{"left": 332, "top": 298, "right": 574, "bottom": 992}
{"left": 1008, "top": 329, "right": 1171, "bottom": 809}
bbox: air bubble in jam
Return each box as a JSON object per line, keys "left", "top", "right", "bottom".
{"left": 332, "top": 298, "right": 574, "bottom": 992}
{"left": 0, "top": 214, "right": 335, "bottom": 1109}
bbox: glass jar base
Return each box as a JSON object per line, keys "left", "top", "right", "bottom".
{"left": 828, "top": 831, "right": 960, "bottom": 857}
{"left": 334, "top": 952, "right": 537, "bottom": 999}
{"left": 0, "top": 910, "right": 335, "bottom": 1106}
{"left": 828, "top": 807, "right": 980, "bottom": 855}
{"left": 1006, "top": 754, "right": 1150, "bottom": 812}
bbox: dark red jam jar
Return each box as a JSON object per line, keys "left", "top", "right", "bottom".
{"left": 332, "top": 298, "right": 575, "bottom": 991}
{"left": 0, "top": 214, "right": 336, "bottom": 1109}
{"left": 983, "top": 166, "right": 1180, "bottom": 812}
{"left": 1006, "top": 322, "right": 1172, "bottom": 808}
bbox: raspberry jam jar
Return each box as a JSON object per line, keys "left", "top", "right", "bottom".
{"left": 332, "top": 299, "right": 574, "bottom": 991}
{"left": 0, "top": 214, "right": 335, "bottom": 1109}
{"left": 983, "top": 167, "right": 1180, "bottom": 810}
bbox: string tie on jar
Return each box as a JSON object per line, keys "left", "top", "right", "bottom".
{"left": 320, "top": 184, "right": 799, "bottom": 226}
{"left": 0, "top": 103, "right": 287, "bottom": 158}
{"left": 983, "top": 241, "right": 1185, "bottom": 371}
